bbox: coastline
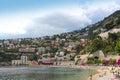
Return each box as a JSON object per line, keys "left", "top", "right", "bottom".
{"left": 87, "top": 66, "right": 118, "bottom": 80}
{"left": 39, "top": 65, "right": 99, "bottom": 80}
{"left": 0, "top": 65, "right": 111, "bottom": 80}
{"left": 87, "top": 66, "right": 103, "bottom": 80}
{"left": 0, "top": 65, "right": 97, "bottom": 80}
{"left": 43, "top": 65, "right": 99, "bottom": 80}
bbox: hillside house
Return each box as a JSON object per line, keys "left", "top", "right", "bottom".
{"left": 19, "top": 48, "right": 35, "bottom": 53}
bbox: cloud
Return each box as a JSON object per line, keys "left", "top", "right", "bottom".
{"left": 0, "top": 16, "right": 32, "bottom": 35}
{"left": 82, "top": 0, "right": 120, "bottom": 22}
{"left": 0, "top": 0, "right": 120, "bottom": 39}
{"left": 24, "top": 0, "right": 120, "bottom": 38}
{"left": 25, "top": 12, "right": 91, "bottom": 37}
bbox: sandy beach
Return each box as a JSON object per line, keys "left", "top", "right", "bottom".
{"left": 87, "top": 66, "right": 119, "bottom": 80}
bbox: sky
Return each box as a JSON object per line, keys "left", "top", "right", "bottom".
{"left": 0, "top": 0, "right": 120, "bottom": 39}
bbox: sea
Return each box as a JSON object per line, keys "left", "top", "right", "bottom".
{"left": 0, "top": 66, "right": 96, "bottom": 80}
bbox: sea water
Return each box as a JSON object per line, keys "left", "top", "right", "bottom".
{"left": 0, "top": 66, "right": 96, "bottom": 80}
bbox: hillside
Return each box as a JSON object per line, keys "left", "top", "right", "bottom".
{"left": 72, "top": 10, "right": 120, "bottom": 65}
{"left": 81, "top": 10, "right": 120, "bottom": 55}
{"left": 1, "top": 10, "right": 120, "bottom": 66}
{"left": 64, "top": 10, "right": 120, "bottom": 40}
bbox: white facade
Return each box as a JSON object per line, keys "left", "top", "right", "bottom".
{"left": 21, "top": 56, "right": 28, "bottom": 65}
{"left": 59, "top": 52, "right": 64, "bottom": 56}
{"left": 12, "top": 60, "right": 21, "bottom": 65}
{"left": 38, "top": 47, "right": 45, "bottom": 54}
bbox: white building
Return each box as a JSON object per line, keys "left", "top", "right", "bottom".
{"left": 21, "top": 55, "right": 28, "bottom": 65}
{"left": 12, "top": 60, "right": 21, "bottom": 65}
{"left": 38, "top": 47, "right": 45, "bottom": 54}
{"left": 59, "top": 52, "right": 64, "bottom": 56}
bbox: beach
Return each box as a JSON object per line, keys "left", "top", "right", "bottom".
{"left": 0, "top": 65, "right": 118, "bottom": 80}
{"left": 87, "top": 66, "right": 119, "bottom": 80}
{"left": 50, "top": 65, "right": 118, "bottom": 80}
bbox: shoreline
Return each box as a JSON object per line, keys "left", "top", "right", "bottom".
{"left": 87, "top": 66, "right": 119, "bottom": 80}
{"left": 0, "top": 65, "right": 113, "bottom": 80}
{"left": 87, "top": 66, "right": 103, "bottom": 80}
{"left": 0, "top": 65, "right": 97, "bottom": 80}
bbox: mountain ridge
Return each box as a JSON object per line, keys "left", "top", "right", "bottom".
{"left": 65, "top": 10, "right": 120, "bottom": 40}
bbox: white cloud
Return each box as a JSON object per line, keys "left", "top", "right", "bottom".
{"left": 0, "top": 16, "right": 31, "bottom": 34}
{"left": 82, "top": 0, "right": 120, "bottom": 22}
{"left": 24, "top": 12, "right": 91, "bottom": 37}
{"left": 0, "top": 0, "right": 120, "bottom": 39}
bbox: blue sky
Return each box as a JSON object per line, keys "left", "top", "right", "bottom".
{"left": 0, "top": 0, "right": 120, "bottom": 39}
{"left": 0, "top": 0, "right": 80, "bottom": 13}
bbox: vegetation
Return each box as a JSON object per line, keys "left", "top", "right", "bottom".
{"left": 83, "top": 32, "right": 120, "bottom": 55}
{"left": 0, "top": 52, "right": 17, "bottom": 62}
{"left": 87, "top": 58, "right": 117, "bottom": 66}
{"left": 115, "top": 40, "right": 120, "bottom": 54}
{"left": 1, "top": 10, "right": 120, "bottom": 66}
{"left": 76, "top": 45, "right": 84, "bottom": 54}
{"left": 64, "top": 50, "right": 70, "bottom": 56}
{"left": 109, "top": 58, "right": 116, "bottom": 65}
{"left": 87, "top": 57, "right": 95, "bottom": 64}
{"left": 29, "top": 54, "right": 38, "bottom": 61}
{"left": 105, "top": 21, "right": 114, "bottom": 30}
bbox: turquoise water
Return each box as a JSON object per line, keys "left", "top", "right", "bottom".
{"left": 0, "top": 66, "right": 96, "bottom": 80}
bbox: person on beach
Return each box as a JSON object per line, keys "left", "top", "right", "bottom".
{"left": 89, "top": 75, "right": 92, "bottom": 80}
{"left": 104, "top": 71, "right": 106, "bottom": 75}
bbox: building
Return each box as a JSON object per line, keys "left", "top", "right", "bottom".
{"left": 19, "top": 48, "right": 35, "bottom": 53}
{"left": 38, "top": 58, "right": 57, "bottom": 65}
{"left": 12, "top": 60, "right": 21, "bottom": 65}
{"left": 60, "top": 61, "right": 74, "bottom": 66}
{"left": 0, "top": 43, "right": 3, "bottom": 48}
{"left": 38, "top": 47, "right": 45, "bottom": 54}
{"left": 12, "top": 55, "right": 28, "bottom": 65}
{"left": 21, "top": 55, "right": 28, "bottom": 65}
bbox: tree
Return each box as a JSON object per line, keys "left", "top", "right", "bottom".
{"left": 115, "top": 17, "right": 120, "bottom": 25}
{"left": 70, "top": 55, "right": 75, "bottom": 61}
{"left": 76, "top": 45, "right": 83, "bottom": 54}
{"left": 87, "top": 57, "right": 94, "bottom": 64}
{"left": 109, "top": 33, "right": 119, "bottom": 41}
{"left": 4, "top": 48, "right": 19, "bottom": 53}
{"left": 94, "top": 59, "right": 101, "bottom": 65}
{"left": 109, "top": 58, "right": 116, "bottom": 65}
{"left": 29, "top": 54, "right": 38, "bottom": 61}
{"left": 64, "top": 50, "right": 70, "bottom": 56}
{"left": 91, "top": 36, "right": 106, "bottom": 52}
{"left": 101, "top": 59, "right": 106, "bottom": 65}
{"left": 104, "top": 45, "right": 113, "bottom": 55}
{"left": 105, "top": 21, "right": 114, "bottom": 30}
{"left": 50, "top": 48, "right": 58, "bottom": 53}
{"left": 50, "top": 54, "right": 55, "bottom": 58}
{"left": 115, "top": 40, "right": 120, "bottom": 53}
